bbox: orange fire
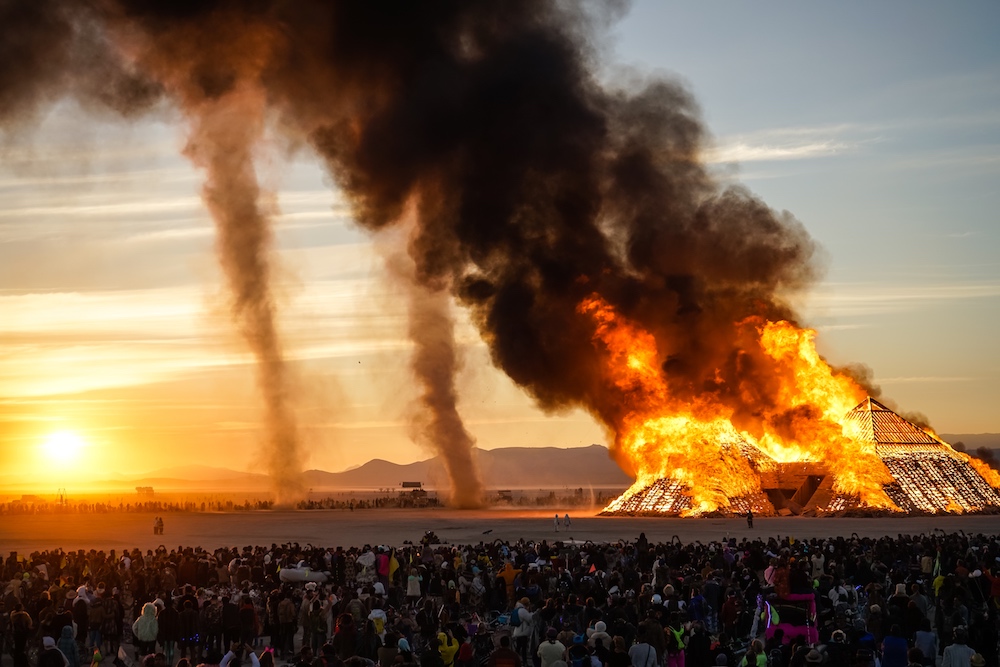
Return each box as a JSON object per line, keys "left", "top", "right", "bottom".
{"left": 579, "top": 294, "right": 896, "bottom": 514}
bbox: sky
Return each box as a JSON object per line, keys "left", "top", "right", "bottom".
{"left": 1, "top": 2, "right": 998, "bottom": 482}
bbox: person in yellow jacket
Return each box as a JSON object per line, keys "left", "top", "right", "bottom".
{"left": 438, "top": 628, "right": 460, "bottom": 667}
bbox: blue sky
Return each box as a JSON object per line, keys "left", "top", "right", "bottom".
{"left": 613, "top": 1, "right": 1000, "bottom": 430}
{"left": 0, "top": 1, "right": 998, "bottom": 477}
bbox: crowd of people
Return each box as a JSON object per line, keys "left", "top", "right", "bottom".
{"left": 2, "top": 529, "right": 998, "bottom": 667}
{"left": 0, "top": 500, "right": 275, "bottom": 516}
{"left": 0, "top": 491, "right": 618, "bottom": 516}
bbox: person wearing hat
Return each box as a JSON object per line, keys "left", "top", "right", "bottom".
{"left": 437, "top": 628, "right": 461, "bottom": 667}
{"left": 825, "top": 629, "right": 851, "bottom": 665}
{"left": 56, "top": 625, "right": 78, "bottom": 667}
{"left": 39, "top": 636, "right": 68, "bottom": 667}
{"left": 132, "top": 602, "right": 159, "bottom": 660}
{"left": 803, "top": 649, "right": 823, "bottom": 664}
{"left": 587, "top": 621, "right": 611, "bottom": 650}
{"left": 565, "top": 634, "right": 590, "bottom": 667}
{"left": 970, "top": 654, "right": 986, "bottom": 667}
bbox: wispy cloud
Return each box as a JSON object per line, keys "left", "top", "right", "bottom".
{"left": 0, "top": 270, "right": 482, "bottom": 398}
{"left": 0, "top": 187, "right": 355, "bottom": 246}
{"left": 0, "top": 196, "right": 205, "bottom": 220}
{"left": 707, "top": 140, "right": 853, "bottom": 163}
{"left": 705, "top": 123, "right": 870, "bottom": 164}
{"left": 0, "top": 167, "right": 194, "bottom": 189}
{"left": 805, "top": 282, "right": 1000, "bottom": 317}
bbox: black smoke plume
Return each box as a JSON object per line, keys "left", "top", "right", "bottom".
{"left": 2, "top": 1, "right": 848, "bottom": 494}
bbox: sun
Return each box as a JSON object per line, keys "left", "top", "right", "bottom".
{"left": 42, "top": 431, "right": 85, "bottom": 464}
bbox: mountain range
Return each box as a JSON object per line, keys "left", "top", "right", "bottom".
{"left": 8, "top": 435, "right": 1000, "bottom": 494}
{"left": 940, "top": 434, "right": 1000, "bottom": 450}
{"left": 5, "top": 445, "right": 633, "bottom": 492}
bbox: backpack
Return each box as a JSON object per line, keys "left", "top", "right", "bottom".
{"left": 666, "top": 627, "right": 685, "bottom": 654}
{"left": 508, "top": 609, "right": 521, "bottom": 628}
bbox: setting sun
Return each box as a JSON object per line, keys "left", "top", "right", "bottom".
{"left": 42, "top": 431, "right": 85, "bottom": 464}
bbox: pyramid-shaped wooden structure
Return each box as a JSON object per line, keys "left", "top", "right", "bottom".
{"left": 843, "top": 397, "right": 1000, "bottom": 512}
{"left": 601, "top": 398, "right": 1000, "bottom": 516}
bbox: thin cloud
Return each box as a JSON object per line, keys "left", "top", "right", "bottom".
{"left": 806, "top": 282, "right": 1000, "bottom": 317}
{"left": 0, "top": 273, "right": 469, "bottom": 398}
{"left": 706, "top": 139, "right": 852, "bottom": 163}
{"left": 0, "top": 196, "right": 204, "bottom": 219}
{"left": 705, "top": 123, "right": 870, "bottom": 164}
{"left": 0, "top": 167, "right": 194, "bottom": 188}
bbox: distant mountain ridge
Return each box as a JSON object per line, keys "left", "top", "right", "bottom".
{"left": 939, "top": 434, "right": 1000, "bottom": 450}
{"left": 0, "top": 445, "right": 632, "bottom": 492}
{"left": 300, "top": 445, "right": 632, "bottom": 490}
{"left": 10, "top": 436, "right": 999, "bottom": 494}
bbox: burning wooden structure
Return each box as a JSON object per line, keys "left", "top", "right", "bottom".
{"left": 601, "top": 398, "right": 1000, "bottom": 516}
{"left": 846, "top": 398, "right": 1000, "bottom": 513}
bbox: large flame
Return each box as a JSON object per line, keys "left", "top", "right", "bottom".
{"left": 579, "top": 294, "right": 896, "bottom": 513}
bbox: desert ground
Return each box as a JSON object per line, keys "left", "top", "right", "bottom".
{"left": 2, "top": 508, "right": 998, "bottom": 552}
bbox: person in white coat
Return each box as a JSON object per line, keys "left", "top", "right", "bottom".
{"left": 512, "top": 598, "right": 534, "bottom": 665}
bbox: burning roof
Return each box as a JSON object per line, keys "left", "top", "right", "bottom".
{"left": 602, "top": 397, "right": 1000, "bottom": 516}
{"left": 845, "top": 398, "right": 1000, "bottom": 513}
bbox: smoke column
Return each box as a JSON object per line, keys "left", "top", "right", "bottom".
{"left": 123, "top": 12, "right": 308, "bottom": 504}
{"left": 408, "top": 285, "right": 484, "bottom": 507}
{"left": 0, "top": 1, "right": 879, "bottom": 497}
{"left": 186, "top": 89, "right": 306, "bottom": 505}
{"left": 381, "top": 219, "right": 485, "bottom": 508}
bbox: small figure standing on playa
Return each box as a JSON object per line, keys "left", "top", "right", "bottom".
{"left": 554, "top": 514, "right": 560, "bottom": 532}
{"left": 746, "top": 510, "right": 753, "bottom": 529}
{"left": 564, "top": 513, "right": 571, "bottom": 529}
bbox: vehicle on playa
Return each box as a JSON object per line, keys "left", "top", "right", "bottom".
{"left": 277, "top": 561, "right": 329, "bottom": 583}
